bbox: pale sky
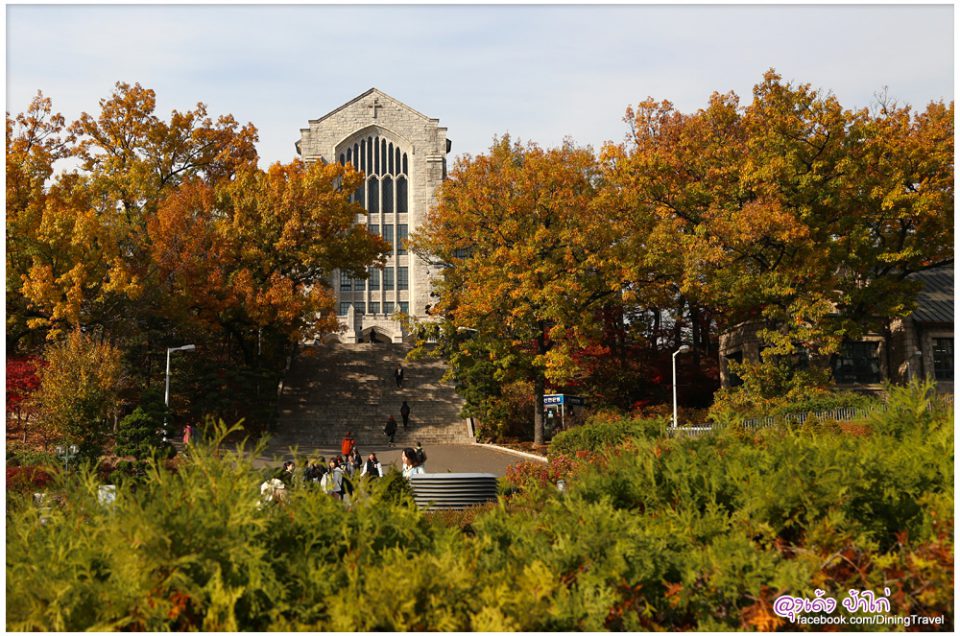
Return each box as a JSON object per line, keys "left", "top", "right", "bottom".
{"left": 6, "top": 5, "right": 954, "bottom": 168}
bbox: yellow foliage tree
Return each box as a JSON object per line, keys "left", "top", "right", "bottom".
{"left": 413, "top": 137, "right": 619, "bottom": 444}
{"left": 32, "top": 330, "right": 123, "bottom": 457}
{"left": 604, "top": 70, "right": 953, "bottom": 387}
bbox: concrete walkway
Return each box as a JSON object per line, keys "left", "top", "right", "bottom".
{"left": 252, "top": 439, "right": 538, "bottom": 477}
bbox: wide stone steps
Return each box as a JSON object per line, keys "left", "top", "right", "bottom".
{"left": 273, "top": 342, "right": 472, "bottom": 448}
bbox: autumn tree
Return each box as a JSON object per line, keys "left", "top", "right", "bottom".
{"left": 148, "top": 160, "right": 389, "bottom": 360}
{"left": 7, "top": 355, "right": 44, "bottom": 441}
{"left": 604, "top": 70, "right": 953, "bottom": 391}
{"left": 6, "top": 92, "right": 72, "bottom": 350}
{"left": 9, "top": 83, "right": 391, "bottom": 443}
{"left": 830, "top": 96, "right": 954, "bottom": 341}
{"left": 32, "top": 330, "right": 123, "bottom": 457}
{"left": 13, "top": 82, "right": 259, "bottom": 341}
{"left": 413, "top": 137, "right": 620, "bottom": 444}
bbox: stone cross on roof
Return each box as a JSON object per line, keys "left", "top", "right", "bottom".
{"left": 368, "top": 98, "right": 383, "bottom": 119}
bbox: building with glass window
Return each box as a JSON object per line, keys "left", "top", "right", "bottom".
{"left": 296, "top": 89, "right": 450, "bottom": 343}
{"left": 887, "top": 264, "right": 953, "bottom": 393}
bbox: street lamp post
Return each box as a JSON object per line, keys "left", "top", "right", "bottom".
{"left": 672, "top": 345, "right": 691, "bottom": 429}
{"left": 55, "top": 444, "right": 78, "bottom": 472}
{"left": 164, "top": 345, "right": 196, "bottom": 442}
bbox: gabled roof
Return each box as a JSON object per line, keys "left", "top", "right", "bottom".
{"left": 910, "top": 263, "right": 953, "bottom": 325}
{"left": 308, "top": 88, "right": 438, "bottom": 125}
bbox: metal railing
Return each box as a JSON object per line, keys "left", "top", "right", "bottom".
{"left": 740, "top": 404, "right": 883, "bottom": 430}
{"left": 668, "top": 403, "right": 886, "bottom": 437}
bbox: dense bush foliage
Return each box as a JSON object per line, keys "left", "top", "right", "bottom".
{"left": 769, "top": 390, "right": 878, "bottom": 417}
{"left": 7, "top": 385, "right": 952, "bottom": 630}
{"left": 114, "top": 407, "right": 172, "bottom": 460}
{"left": 710, "top": 381, "right": 881, "bottom": 425}
{"left": 470, "top": 379, "right": 535, "bottom": 442}
{"left": 548, "top": 415, "right": 666, "bottom": 456}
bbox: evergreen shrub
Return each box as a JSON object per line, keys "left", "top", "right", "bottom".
{"left": 7, "top": 385, "right": 953, "bottom": 630}
{"left": 114, "top": 407, "right": 173, "bottom": 460}
{"left": 549, "top": 415, "right": 665, "bottom": 456}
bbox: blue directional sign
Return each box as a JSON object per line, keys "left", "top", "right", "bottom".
{"left": 544, "top": 394, "right": 585, "bottom": 406}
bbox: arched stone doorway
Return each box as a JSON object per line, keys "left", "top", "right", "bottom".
{"left": 360, "top": 326, "right": 395, "bottom": 344}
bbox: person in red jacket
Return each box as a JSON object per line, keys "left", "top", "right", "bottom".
{"left": 341, "top": 431, "right": 356, "bottom": 457}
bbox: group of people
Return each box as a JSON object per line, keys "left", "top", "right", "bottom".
{"left": 260, "top": 363, "right": 424, "bottom": 503}
{"left": 264, "top": 433, "right": 428, "bottom": 503}
{"left": 274, "top": 449, "right": 384, "bottom": 501}
{"left": 383, "top": 364, "right": 411, "bottom": 445}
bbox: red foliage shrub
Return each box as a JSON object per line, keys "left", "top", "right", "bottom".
{"left": 504, "top": 449, "right": 603, "bottom": 491}
{"left": 7, "top": 465, "right": 55, "bottom": 493}
{"left": 7, "top": 355, "right": 43, "bottom": 420}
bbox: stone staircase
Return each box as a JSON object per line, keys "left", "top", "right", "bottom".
{"left": 273, "top": 342, "right": 472, "bottom": 449}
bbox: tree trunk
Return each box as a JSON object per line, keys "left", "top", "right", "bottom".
{"left": 882, "top": 319, "right": 896, "bottom": 385}
{"left": 533, "top": 372, "right": 545, "bottom": 446}
{"left": 533, "top": 325, "right": 548, "bottom": 446}
{"left": 691, "top": 303, "right": 702, "bottom": 365}
{"left": 652, "top": 308, "right": 661, "bottom": 351}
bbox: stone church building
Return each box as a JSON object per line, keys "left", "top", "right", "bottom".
{"left": 296, "top": 88, "right": 450, "bottom": 343}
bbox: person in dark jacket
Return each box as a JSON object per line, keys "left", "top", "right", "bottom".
{"left": 278, "top": 460, "right": 296, "bottom": 487}
{"left": 384, "top": 415, "right": 398, "bottom": 445}
{"left": 361, "top": 453, "right": 383, "bottom": 479}
{"left": 400, "top": 401, "right": 411, "bottom": 429}
{"left": 394, "top": 365, "right": 404, "bottom": 388}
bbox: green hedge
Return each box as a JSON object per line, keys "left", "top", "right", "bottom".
{"left": 769, "top": 390, "right": 879, "bottom": 417}
{"left": 7, "top": 384, "right": 953, "bottom": 630}
{"left": 548, "top": 415, "right": 667, "bottom": 456}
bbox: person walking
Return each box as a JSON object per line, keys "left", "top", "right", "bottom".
{"left": 304, "top": 458, "right": 325, "bottom": 485}
{"left": 341, "top": 432, "right": 356, "bottom": 458}
{"left": 361, "top": 453, "right": 383, "bottom": 478}
{"left": 279, "top": 460, "right": 296, "bottom": 487}
{"left": 394, "top": 364, "right": 404, "bottom": 388}
{"left": 400, "top": 400, "right": 411, "bottom": 430}
{"left": 414, "top": 441, "right": 427, "bottom": 467}
{"left": 321, "top": 458, "right": 344, "bottom": 499}
{"left": 182, "top": 423, "right": 193, "bottom": 445}
{"left": 384, "top": 415, "right": 398, "bottom": 445}
{"left": 401, "top": 447, "right": 425, "bottom": 479}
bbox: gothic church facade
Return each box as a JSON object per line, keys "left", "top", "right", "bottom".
{"left": 297, "top": 88, "right": 450, "bottom": 343}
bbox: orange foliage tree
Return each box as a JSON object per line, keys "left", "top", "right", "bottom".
{"left": 6, "top": 92, "right": 72, "bottom": 350}
{"left": 413, "top": 137, "right": 621, "bottom": 444}
{"left": 7, "top": 83, "right": 389, "bottom": 431}
{"left": 149, "top": 161, "right": 388, "bottom": 358}
{"left": 603, "top": 71, "right": 953, "bottom": 388}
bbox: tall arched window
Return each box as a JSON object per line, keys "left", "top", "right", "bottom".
{"left": 338, "top": 133, "right": 410, "bottom": 303}
{"left": 382, "top": 176, "right": 393, "bottom": 214}
{"left": 338, "top": 133, "right": 409, "bottom": 218}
